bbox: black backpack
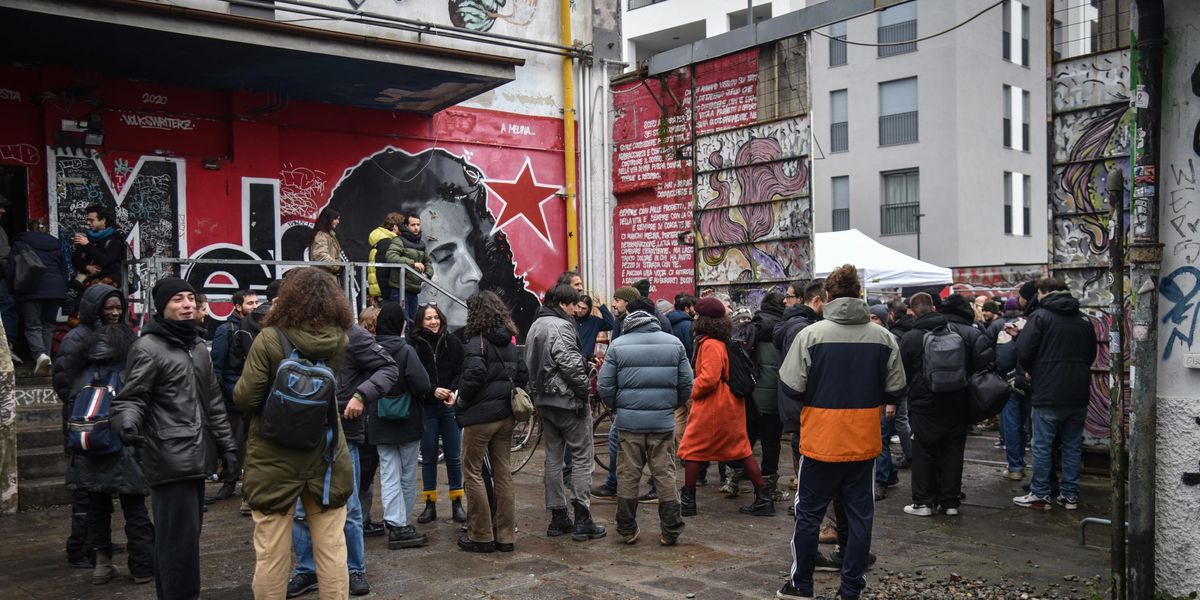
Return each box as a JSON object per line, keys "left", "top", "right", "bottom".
{"left": 259, "top": 328, "right": 338, "bottom": 453}
{"left": 723, "top": 340, "right": 757, "bottom": 401}
{"left": 922, "top": 325, "right": 967, "bottom": 393}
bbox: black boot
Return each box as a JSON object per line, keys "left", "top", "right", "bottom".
{"left": 571, "top": 501, "right": 606, "bottom": 541}
{"left": 204, "top": 480, "right": 236, "bottom": 505}
{"left": 452, "top": 499, "right": 468, "bottom": 524}
{"left": 416, "top": 500, "right": 437, "bottom": 524}
{"left": 739, "top": 487, "right": 776, "bottom": 516}
{"left": 387, "top": 525, "right": 428, "bottom": 549}
{"left": 546, "top": 508, "right": 574, "bottom": 537}
{"left": 680, "top": 487, "right": 697, "bottom": 517}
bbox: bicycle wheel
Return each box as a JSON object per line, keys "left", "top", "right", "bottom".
{"left": 510, "top": 413, "right": 541, "bottom": 474}
{"left": 592, "top": 395, "right": 613, "bottom": 472}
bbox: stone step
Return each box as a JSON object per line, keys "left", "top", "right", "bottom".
{"left": 14, "top": 385, "right": 62, "bottom": 431}
{"left": 16, "top": 445, "right": 68, "bottom": 481}
{"left": 17, "top": 426, "right": 62, "bottom": 450}
{"left": 16, "top": 475, "right": 69, "bottom": 510}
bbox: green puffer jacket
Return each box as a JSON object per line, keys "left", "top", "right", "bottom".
{"left": 385, "top": 233, "right": 433, "bottom": 294}
{"left": 233, "top": 325, "right": 353, "bottom": 514}
{"left": 751, "top": 305, "right": 784, "bottom": 415}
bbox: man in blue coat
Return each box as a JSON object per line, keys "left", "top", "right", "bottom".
{"left": 598, "top": 297, "right": 693, "bottom": 546}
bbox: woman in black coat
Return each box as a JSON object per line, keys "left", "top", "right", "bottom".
{"left": 455, "top": 291, "right": 527, "bottom": 553}
{"left": 8, "top": 220, "right": 69, "bottom": 374}
{"left": 410, "top": 303, "right": 466, "bottom": 524}
{"left": 369, "top": 303, "right": 432, "bottom": 550}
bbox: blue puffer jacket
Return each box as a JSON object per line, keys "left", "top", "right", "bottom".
{"left": 597, "top": 311, "right": 693, "bottom": 433}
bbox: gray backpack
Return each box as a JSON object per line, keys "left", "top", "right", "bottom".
{"left": 922, "top": 326, "right": 967, "bottom": 393}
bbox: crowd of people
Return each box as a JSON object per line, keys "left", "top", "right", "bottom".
{"left": 41, "top": 205, "right": 1100, "bottom": 600}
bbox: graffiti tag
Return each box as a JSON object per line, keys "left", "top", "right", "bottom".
{"left": 0, "top": 88, "right": 20, "bottom": 102}
{"left": 1162, "top": 266, "right": 1200, "bottom": 360}
{"left": 279, "top": 165, "right": 327, "bottom": 219}
{"left": 119, "top": 113, "right": 195, "bottom": 132}
{"left": 0, "top": 143, "right": 39, "bottom": 166}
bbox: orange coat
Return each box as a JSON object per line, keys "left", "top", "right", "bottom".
{"left": 677, "top": 337, "right": 752, "bottom": 462}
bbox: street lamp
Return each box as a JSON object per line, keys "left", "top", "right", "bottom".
{"left": 915, "top": 212, "right": 926, "bottom": 259}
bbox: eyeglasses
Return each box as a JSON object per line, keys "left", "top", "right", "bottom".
{"left": 785, "top": 294, "right": 798, "bottom": 299}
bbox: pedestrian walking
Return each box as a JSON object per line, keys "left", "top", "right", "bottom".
{"left": 597, "top": 296, "right": 692, "bottom": 545}
{"left": 8, "top": 219, "right": 68, "bottom": 376}
{"left": 113, "top": 277, "right": 238, "bottom": 600}
{"left": 410, "top": 303, "right": 467, "bottom": 525}
{"left": 456, "top": 290, "right": 527, "bottom": 553}
{"left": 776, "top": 265, "right": 906, "bottom": 600}
{"left": 677, "top": 297, "right": 775, "bottom": 518}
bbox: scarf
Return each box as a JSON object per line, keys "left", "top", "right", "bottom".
{"left": 148, "top": 314, "right": 199, "bottom": 349}
{"left": 400, "top": 230, "right": 425, "bottom": 251}
{"left": 87, "top": 227, "right": 115, "bottom": 241}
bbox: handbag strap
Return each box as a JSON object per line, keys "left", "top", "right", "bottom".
{"left": 481, "top": 338, "right": 516, "bottom": 387}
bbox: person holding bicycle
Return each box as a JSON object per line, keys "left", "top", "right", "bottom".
{"left": 456, "top": 291, "right": 527, "bottom": 553}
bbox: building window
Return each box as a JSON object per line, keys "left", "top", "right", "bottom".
{"left": 1003, "top": 84, "right": 1031, "bottom": 151}
{"left": 1021, "top": 3, "right": 1030, "bottom": 66}
{"left": 1002, "top": 1, "right": 1030, "bottom": 66}
{"left": 878, "top": 2, "right": 917, "bottom": 58}
{"left": 879, "top": 77, "right": 918, "bottom": 146}
{"left": 830, "top": 89, "right": 848, "bottom": 153}
{"left": 829, "top": 21, "right": 848, "bottom": 66}
{"left": 832, "top": 176, "right": 850, "bottom": 231}
{"left": 881, "top": 169, "right": 920, "bottom": 235}
{"left": 1053, "top": 0, "right": 1131, "bottom": 60}
{"left": 1004, "top": 171, "right": 1033, "bottom": 236}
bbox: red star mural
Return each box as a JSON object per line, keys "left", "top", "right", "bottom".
{"left": 485, "top": 157, "right": 562, "bottom": 248}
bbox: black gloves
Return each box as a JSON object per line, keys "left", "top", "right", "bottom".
{"left": 222, "top": 451, "right": 240, "bottom": 479}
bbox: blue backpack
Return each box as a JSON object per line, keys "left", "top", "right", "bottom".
{"left": 67, "top": 367, "right": 124, "bottom": 456}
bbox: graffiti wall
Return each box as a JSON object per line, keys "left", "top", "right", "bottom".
{"left": 1048, "top": 50, "right": 1132, "bottom": 445}
{"left": 1157, "top": 2, "right": 1200, "bottom": 591}
{"left": 611, "top": 40, "right": 813, "bottom": 307}
{"left": 0, "top": 65, "right": 566, "bottom": 333}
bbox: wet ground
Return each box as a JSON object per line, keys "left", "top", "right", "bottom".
{"left": 0, "top": 432, "right": 1110, "bottom": 599}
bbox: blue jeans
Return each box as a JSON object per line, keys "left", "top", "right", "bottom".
{"left": 875, "top": 414, "right": 893, "bottom": 486}
{"left": 378, "top": 441, "right": 420, "bottom": 526}
{"left": 605, "top": 423, "right": 619, "bottom": 489}
{"left": 1030, "top": 405, "right": 1086, "bottom": 499}
{"left": 421, "top": 403, "right": 463, "bottom": 493}
{"left": 790, "top": 458, "right": 875, "bottom": 599}
{"left": 294, "top": 442, "right": 364, "bottom": 575}
{"left": 1001, "top": 393, "right": 1027, "bottom": 474}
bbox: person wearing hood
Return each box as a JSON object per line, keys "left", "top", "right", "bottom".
{"left": 776, "top": 265, "right": 905, "bottom": 600}
{"left": 598, "top": 295, "right": 692, "bottom": 546}
{"left": 524, "top": 284, "right": 606, "bottom": 541}
{"left": 8, "top": 218, "right": 68, "bottom": 375}
{"left": 410, "top": 303, "right": 467, "bottom": 525}
{"left": 113, "top": 277, "right": 238, "bottom": 600}
{"left": 385, "top": 214, "right": 434, "bottom": 322}
{"left": 368, "top": 303, "right": 433, "bottom": 550}
{"left": 665, "top": 294, "right": 696, "bottom": 360}
{"left": 206, "top": 289, "right": 260, "bottom": 505}
{"left": 749, "top": 291, "right": 786, "bottom": 501}
{"left": 288, "top": 317, "right": 398, "bottom": 598}
{"left": 1012, "top": 278, "right": 1097, "bottom": 512}
{"left": 456, "top": 291, "right": 528, "bottom": 552}
{"left": 898, "top": 293, "right": 993, "bottom": 519}
{"left": 367, "top": 212, "right": 402, "bottom": 301}
{"left": 55, "top": 283, "right": 153, "bottom": 584}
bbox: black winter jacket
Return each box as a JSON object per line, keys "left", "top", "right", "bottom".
{"left": 1017, "top": 292, "right": 1097, "bottom": 408}
{"left": 411, "top": 328, "right": 464, "bottom": 403}
{"left": 338, "top": 326, "right": 399, "bottom": 444}
{"left": 773, "top": 304, "right": 819, "bottom": 433}
{"left": 899, "top": 312, "right": 994, "bottom": 417}
{"left": 457, "top": 327, "right": 528, "bottom": 427}
{"left": 8, "top": 231, "right": 69, "bottom": 300}
{"left": 54, "top": 284, "right": 123, "bottom": 402}
{"left": 111, "top": 318, "right": 237, "bottom": 486}
{"left": 72, "top": 230, "right": 125, "bottom": 283}
{"left": 367, "top": 335, "right": 431, "bottom": 445}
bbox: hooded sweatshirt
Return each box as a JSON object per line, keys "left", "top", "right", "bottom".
{"left": 778, "top": 297, "right": 906, "bottom": 462}
{"left": 367, "top": 226, "right": 398, "bottom": 298}
{"left": 1017, "top": 291, "right": 1097, "bottom": 408}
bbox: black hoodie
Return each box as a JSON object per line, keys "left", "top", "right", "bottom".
{"left": 774, "top": 304, "right": 820, "bottom": 356}
{"left": 900, "top": 304, "right": 994, "bottom": 417}
{"left": 457, "top": 326, "right": 528, "bottom": 427}
{"left": 1017, "top": 291, "right": 1097, "bottom": 408}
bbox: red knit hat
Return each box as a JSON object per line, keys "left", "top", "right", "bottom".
{"left": 694, "top": 297, "right": 726, "bottom": 318}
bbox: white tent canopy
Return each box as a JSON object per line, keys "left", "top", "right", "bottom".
{"left": 813, "top": 229, "right": 953, "bottom": 289}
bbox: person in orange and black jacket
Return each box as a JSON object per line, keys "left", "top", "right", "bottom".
{"left": 776, "top": 265, "right": 905, "bottom": 600}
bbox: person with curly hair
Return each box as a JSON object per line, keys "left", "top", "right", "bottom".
{"left": 233, "top": 267, "right": 355, "bottom": 600}
{"left": 455, "top": 291, "right": 528, "bottom": 552}
{"left": 677, "top": 297, "right": 775, "bottom": 519}
{"left": 776, "top": 264, "right": 906, "bottom": 600}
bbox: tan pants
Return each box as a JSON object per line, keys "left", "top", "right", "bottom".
{"left": 462, "top": 417, "right": 516, "bottom": 544}
{"left": 252, "top": 492, "right": 348, "bottom": 600}
{"left": 673, "top": 400, "right": 691, "bottom": 478}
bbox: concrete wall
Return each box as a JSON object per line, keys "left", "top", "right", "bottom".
{"left": 809, "top": 0, "right": 1047, "bottom": 270}
{"left": 1155, "top": 0, "right": 1200, "bottom": 593}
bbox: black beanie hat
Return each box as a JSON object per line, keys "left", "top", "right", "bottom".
{"left": 377, "top": 303, "right": 408, "bottom": 337}
{"left": 152, "top": 277, "right": 196, "bottom": 314}
{"left": 1019, "top": 280, "right": 1038, "bottom": 302}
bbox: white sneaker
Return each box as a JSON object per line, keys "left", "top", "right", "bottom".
{"left": 1013, "top": 493, "right": 1052, "bottom": 511}
{"left": 34, "top": 353, "right": 51, "bottom": 376}
{"left": 943, "top": 507, "right": 960, "bottom": 516}
{"left": 903, "top": 504, "right": 933, "bottom": 517}
{"left": 1055, "top": 495, "right": 1078, "bottom": 511}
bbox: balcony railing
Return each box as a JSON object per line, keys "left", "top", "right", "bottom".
{"left": 879, "top": 111, "right": 918, "bottom": 146}
{"left": 830, "top": 121, "right": 849, "bottom": 153}
{"left": 878, "top": 20, "right": 917, "bottom": 57}
{"left": 881, "top": 202, "right": 920, "bottom": 235}
{"left": 832, "top": 208, "right": 850, "bottom": 232}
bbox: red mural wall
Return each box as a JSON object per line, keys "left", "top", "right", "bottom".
{"left": 0, "top": 64, "right": 568, "bottom": 331}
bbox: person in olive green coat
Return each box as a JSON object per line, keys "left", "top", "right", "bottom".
{"left": 751, "top": 292, "right": 786, "bottom": 501}
{"left": 233, "top": 267, "right": 354, "bottom": 600}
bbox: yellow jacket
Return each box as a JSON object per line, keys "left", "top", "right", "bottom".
{"left": 366, "top": 226, "right": 397, "bottom": 298}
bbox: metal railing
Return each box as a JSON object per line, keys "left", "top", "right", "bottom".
{"left": 832, "top": 208, "right": 850, "bottom": 231}
{"left": 880, "top": 201, "right": 920, "bottom": 235}
{"left": 879, "top": 111, "right": 918, "bottom": 146}
{"left": 830, "top": 121, "right": 849, "bottom": 152}
{"left": 878, "top": 20, "right": 917, "bottom": 57}
{"left": 123, "top": 257, "right": 466, "bottom": 326}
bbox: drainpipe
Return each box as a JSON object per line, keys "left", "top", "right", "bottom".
{"left": 1106, "top": 165, "right": 1127, "bottom": 600}
{"left": 561, "top": 0, "right": 580, "bottom": 273}
{"left": 1127, "top": 1, "right": 1165, "bottom": 598}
